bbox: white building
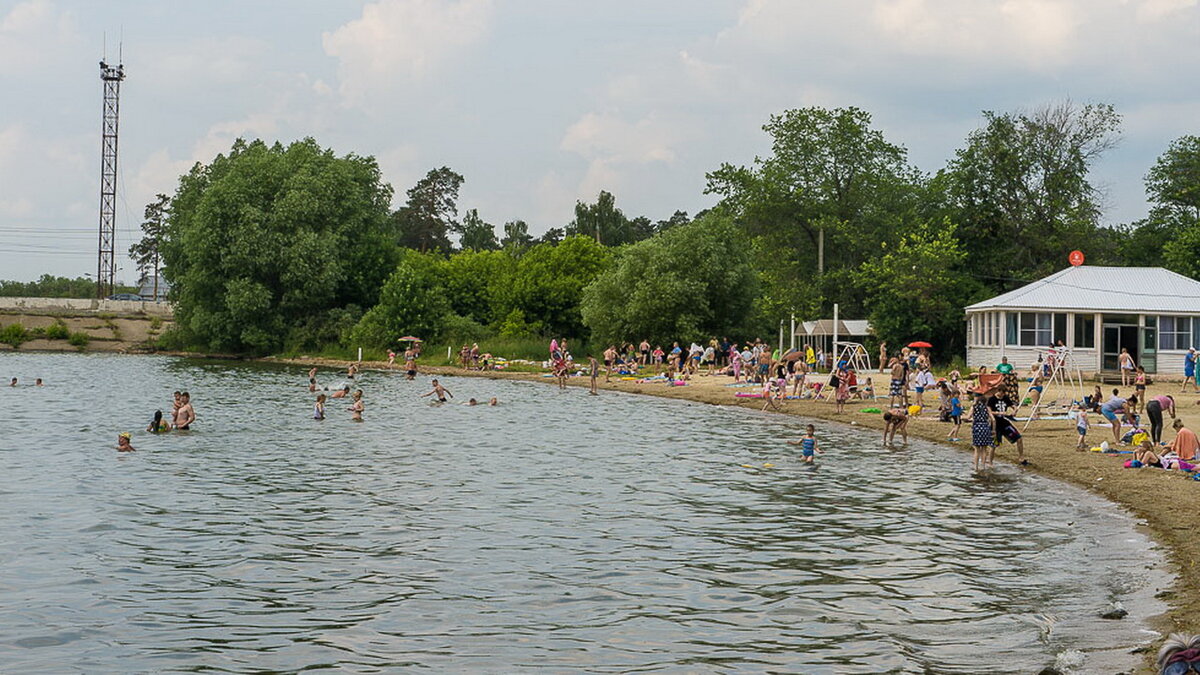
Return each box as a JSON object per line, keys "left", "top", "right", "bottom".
{"left": 965, "top": 266, "right": 1200, "bottom": 377}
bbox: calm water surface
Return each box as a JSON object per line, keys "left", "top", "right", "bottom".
{"left": 0, "top": 353, "right": 1166, "bottom": 673}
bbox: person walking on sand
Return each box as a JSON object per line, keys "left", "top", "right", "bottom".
{"left": 387, "top": 350, "right": 396, "bottom": 368}
{"left": 970, "top": 391, "right": 994, "bottom": 472}
{"left": 878, "top": 342, "right": 887, "bottom": 373}
{"left": 888, "top": 357, "right": 906, "bottom": 407}
{"left": 731, "top": 346, "right": 743, "bottom": 383}
{"left": 834, "top": 367, "right": 850, "bottom": 413}
{"left": 603, "top": 346, "right": 617, "bottom": 383}
{"left": 1075, "top": 404, "right": 1089, "bottom": 450}
{"left": 588, "top": 355, "right": 599, "bottom": 395}
{"left": 1118, "top": 347, "right": 1135, "bottom": 386}
{"left": 1184, "top": 347, "right": 1197, "bottom": 393}
{"left": 788, "top": 424, "right": 823, "bottom": 463}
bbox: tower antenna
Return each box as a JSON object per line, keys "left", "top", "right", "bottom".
{"left": 96, "top": 55, "right": 125, "bottom": 298}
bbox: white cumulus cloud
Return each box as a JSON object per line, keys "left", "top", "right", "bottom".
{"left": 322, "top": 0, "right": 494, "bottom": 104}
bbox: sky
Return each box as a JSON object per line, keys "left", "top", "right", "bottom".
{"left": 0, "top": 0, "right": 1197, "bottom": 283}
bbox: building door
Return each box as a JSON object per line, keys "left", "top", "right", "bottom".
{"left": 1142, "top": 323, "right": 1157, "bottom": 374}
{"left": 1102, "top": 315, "right": 1141, "bottom": 371}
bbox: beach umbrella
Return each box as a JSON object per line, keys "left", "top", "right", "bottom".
{"left": 781, "top": 350, "right": 805, "bottom": 362}
{"left": 398, "top": 336, "right": 423, "bottom": 342}
{"left": 907, "top": 341, "right": 932, "bottom": 349}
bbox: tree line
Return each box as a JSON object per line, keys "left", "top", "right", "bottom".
{"left": 137, "top": 101, "right": 1200, "bottom": 358}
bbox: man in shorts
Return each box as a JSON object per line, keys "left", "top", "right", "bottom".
{"left": 987, "top": 389, "right": 1026, "bottom": 464}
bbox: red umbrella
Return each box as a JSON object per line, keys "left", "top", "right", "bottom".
{"left": 908, "top": 341, "right": 932, "bottom": 349}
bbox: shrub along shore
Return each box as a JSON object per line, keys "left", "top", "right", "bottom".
{"left": 275, "top": 353, "right": 1196, "bottom": 670}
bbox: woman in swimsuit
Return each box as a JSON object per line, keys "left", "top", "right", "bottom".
{"left": 314, "top": 393, "right": 326, "bottom": 420}
{"left": 146, "top": 410, "right": 170, "bottom": 433}
{"left": 348, "top": 390, "right": 364, "bottom": 421}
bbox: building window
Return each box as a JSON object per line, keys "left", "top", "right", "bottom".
{"left": 1074, "top": 314, "right": 1095, "bottom": 349}
{"left": 1006, "top": 312, "right": 1060, "bottom": 346}
{"left": 1160, "top": 316, "right": 1192, "bottom": 351}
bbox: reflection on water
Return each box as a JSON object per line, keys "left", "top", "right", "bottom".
{"left": 0, "top": 353, "right": 1165, "bottom": 673}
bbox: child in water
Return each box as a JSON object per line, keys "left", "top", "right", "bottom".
{"left": 314, "top": 393, "right": 326, "bottom": 420}
{"left": 146, "top": 410, "right": 171, "bottom": 433}
{"left": 117, "top": 432, "right": 135, "bottom": 452}
{"left": 788, "top": 424, "right": 823, "bottom": 463}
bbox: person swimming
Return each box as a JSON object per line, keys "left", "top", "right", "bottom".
{"left": 421, "top": 379, "right": 453, "bottom": 403}
{"left": 331, "top": 385, "right": 351, "bottom": 399}
{"left": 117, "top": 432, "right": 135, "bottom": 452}
{"left": 467, "top": 398, "right": 478, "bottom": 406}
{"left": 489, "top": 397, "right": 498, "bottom": 406}
{"left": 146, "top": 410, "right": 170, "bottom": 433}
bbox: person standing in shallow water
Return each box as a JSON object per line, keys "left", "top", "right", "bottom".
{"left": 348, "top": 390, "right": 363, "bottom": 421}
{"left": 175, "top": 393, "right": 195, "bottom": 430}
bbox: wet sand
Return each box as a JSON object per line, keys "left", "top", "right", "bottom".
{"left": 279, "top": 356, "right": 1196, "bottom": 670}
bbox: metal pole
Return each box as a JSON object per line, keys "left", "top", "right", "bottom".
{"left": 832, "top": 303, "right": 839, "bottom": 365}
{"left": 818, "top": 228, "right": 824, "bottom": 275}
{"left": 778, "top": 320, "right": 784, "bottom": 356}
{"left": 790, "top": 313, "right": 796, "bottom": 352}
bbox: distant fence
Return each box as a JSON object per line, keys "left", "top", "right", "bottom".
{"left": 0, "top": 297, "right": 174, "bottom": 316}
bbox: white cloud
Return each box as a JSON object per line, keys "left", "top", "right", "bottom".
{"left": 0, "top": 0, "right": 78, "bottom": 62}
{"left": 322, "top": 0, "right": 494, "bottom": 104}
{"left": 1135, "top": 0, "right": 1198, "bottom": 21}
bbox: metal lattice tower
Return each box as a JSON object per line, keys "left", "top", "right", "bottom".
{"left": 96, "top": 59, "right": 125, "bottom": 298}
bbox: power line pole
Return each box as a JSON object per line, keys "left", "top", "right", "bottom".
{"left": 96, "top": 58, "right": 125, "bottom": 298}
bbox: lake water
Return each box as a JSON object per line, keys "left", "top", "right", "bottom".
{"left": 0, "top": 353, "right": 1166, "bottom": 673}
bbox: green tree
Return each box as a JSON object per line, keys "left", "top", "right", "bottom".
{"left": 350, "top": 250, "right": 450, "bottom": 347}
{"left": 1164, "top": 224, "right": 1200, "bottom": 279}
{"left": 581, "top": 214, "right": 758, "bottom": 345}
{"left": 509, "top": 236, "right": 611, "bottom": 337}
{"left": 942, "top": 101, "right": 1121, "bottom": 284}
{"left": 500, "top": 219, "right": 534, "bottom": 255}
{"left": 441, "top": 248, "right": 515, "bottom": 325}
{"left": 537, "top": 227, "right": 565, "bottom": 245}
{"left": 566, "top": 190, "right": 637, "bottom": 245}
{"left": 129, "top": 193, "right": 170, "bottom": 299}
{"left": 1146, "top": 135, "right": 1200, "bottom": 223}
{"left": 394, "top": 167, "right": 464, "bottom": 253}
{"left": 162, "top": 137, "right": 397, "bottom": 353}
{"left": 706, "top": 106, "right": 925, "bottom": 320}
{"left": 0, "top": 275, "right": 113, "bottom": 298}
{"left": 856, "top": 221, "right": 984, "bottom": 356}
{"left": 458, "top": 208, "right": 499, "bottom": 251}
{"left": 654, "top": 210, "right": 690, "bottom": 233}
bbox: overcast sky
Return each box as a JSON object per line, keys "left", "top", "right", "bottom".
{"left": 0, "top": 0, "right": 1197, "bottom": 283}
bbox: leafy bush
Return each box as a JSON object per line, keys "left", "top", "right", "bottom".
{"left": 44, "top": 320, "right": 70, "bottom": 340}
{"left": 149, "top": 316, "right": 163, "bottom": 331}
{"left": 1, "top": 322, "right": 28, "bottom": 347}
{"left": 68, "top": 331, "right": 90, "bottom": 347}
{"left": 351, "top": 251, "right": 451, "bottom": 348}
{"left": 440, "top": 313, "right": 491, "bottom": 344}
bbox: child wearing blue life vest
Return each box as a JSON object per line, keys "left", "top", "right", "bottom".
{"left": 948, "top": 392, "right": 962, "bottom": 442}
{"left": 788, "top": 424, "right": 823, "bottom": 463}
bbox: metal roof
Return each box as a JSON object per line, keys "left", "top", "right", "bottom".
{"left": 795, "top": 319, "right": 872, "bottom": 336}
{"left": 965, "top": 266, "right": 1200, "bottom": 314}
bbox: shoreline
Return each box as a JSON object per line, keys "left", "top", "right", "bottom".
{"left": 5, "top": 348, "right": 1186, "bottom": 669}
{"left": 273, "top": 354, "right": 1194, "bottom": 668}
